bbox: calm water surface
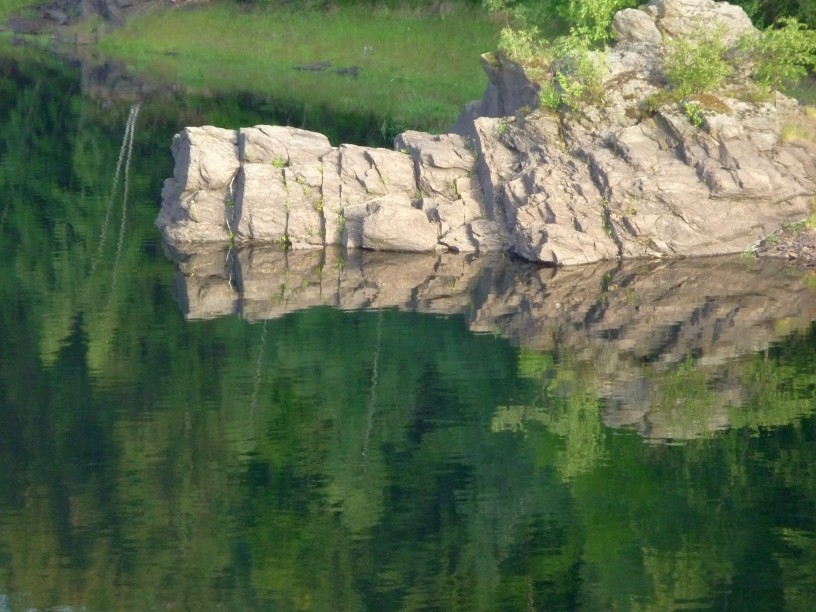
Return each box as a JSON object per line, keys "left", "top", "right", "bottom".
{"left": 1, "top": 45, "right": 816, "bottom": 611}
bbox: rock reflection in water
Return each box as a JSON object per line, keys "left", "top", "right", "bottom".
{"left": 166, "top": 243, "right": 816, "bottom": 441}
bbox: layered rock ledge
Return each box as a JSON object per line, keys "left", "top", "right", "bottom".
{"left": 156, "top": 0, "right": 816, "bottom": 265}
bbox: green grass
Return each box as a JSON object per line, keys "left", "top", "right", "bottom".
{"left": 0, "top": 0, "right": 41, "bottom": 16}
{"left": 98, "top": 2, "right": 500, "bottom": 133}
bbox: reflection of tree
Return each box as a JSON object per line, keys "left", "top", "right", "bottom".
{"left": 493, "top": 349, "right": 607, "bottom": 480}
{"left": 3, "top": 299, "right": 816, "bottom": 609}
{"left": 488, "top": 325, "right": 816, "bottom": 610}
{"left": 2, "top": 44, "right": 816, "bottom": 612}
{"left": 776, "top": 528, "right": 816, "bottom": 610}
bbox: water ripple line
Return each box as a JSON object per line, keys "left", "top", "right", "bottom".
{"left": 110, "top": 104, "right": 140, "bottom": 291}
{"left": 91, "top": 104, "right": 140, "bottom": 274}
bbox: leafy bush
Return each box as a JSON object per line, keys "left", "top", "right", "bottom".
{"left": 551, "top": 36, "right": 608, "bottom": 109}
{"left": 742, "top": 17, "right": 816, "bottom": 92}
{"left": 559, "top": 0, "right": 637, "bottom": 42}
{"left": 681, "top": 99, "right": 704, "bottom": 127}
{"left": 497, "top": 25, "right": 546, "bottom": 61}
{"left": 538, "top": 81, "right": 562, "bottom": 111}
{"left": 484, "top": 0, "right": 637, "bottom": 42}
{"left": 730, "top": 0, "right": 816, "bottom": 29}
{"left": 663, "top": 29, "right": 734, "bottom": 97}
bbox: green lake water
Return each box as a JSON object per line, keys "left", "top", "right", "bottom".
{"left": 1, "top": 45, "right": 816, "bottom": 611}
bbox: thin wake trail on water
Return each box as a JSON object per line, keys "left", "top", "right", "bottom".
{"left": 91, "top": 103, "right": 140, "bottom": 277}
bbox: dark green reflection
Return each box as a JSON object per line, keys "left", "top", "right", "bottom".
{"left": 0, "top": 43, "right": 815, "bottom": 611}
{"left": 2, "top": 302, "right": 816, "bottom": 610}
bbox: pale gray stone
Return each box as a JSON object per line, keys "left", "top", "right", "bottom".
{"left": 362, "top": 201, "right": 439, "bottom": 252}
{"left": 172, "top": 126, "right": 239, "bottom": 192}
{"left": 612, "top": 8, "right": 662, "bottom": 44}
{"left": 233, "top": 163, "right": 288, "bottom": 242}
{"left": 239, "top": 125, "right": 332, "bottom": 166}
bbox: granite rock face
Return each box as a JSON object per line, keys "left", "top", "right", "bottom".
{"left": 156, "top": 0, "right": 816, "bottom": 265}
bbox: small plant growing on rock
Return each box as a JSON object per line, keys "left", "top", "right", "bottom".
{"left": 336, "top": 209, "right": 346, "bottom": 235}
{"left": 539, "top": 81, "right": 562, "bottom": 110}
{"left": 601, "top": 211, "right": 614, "bottom": 237}
{"left": 271, "top": 157, "right": 288, "bottom": 169}
{"left": 682, "top": 99, "right": 704, "bottom": 128}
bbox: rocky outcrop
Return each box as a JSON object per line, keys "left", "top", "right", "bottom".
{"left": 156, "top": 125, "right": 499, "bottom": 254}
{"left": 156, "top": 0, "right": 816, "bottom": 265}
{"left": 166, "top": 242, "right": 816, "bottom": 440}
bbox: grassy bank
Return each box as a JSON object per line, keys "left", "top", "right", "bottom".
{"left": 0, "top": 0, "right": 39, "bottom": 16}
{"left": 98, "top": 2, "right": 501, "bottom": 134}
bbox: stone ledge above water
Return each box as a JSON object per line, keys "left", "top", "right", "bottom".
{"left": 156, "top": 0, "right": 816, "bottom": 266}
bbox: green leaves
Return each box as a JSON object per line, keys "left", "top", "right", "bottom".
{"left": 744, "top": 17, "right": 816, "bottom": 92}
{"left": 662, "top": 17, "right": 816, "bottom": 99}
{"left": 488, "top": 0, "right": 639, "bottom": 45}
{"left": 552, "top": 36, "right": 608, "bottom": 109}
{"left": 561, "top": 0, "right": 636, "bottom": 42}
{"left": 663, "top": 28, "right": 734, "bottom": 97}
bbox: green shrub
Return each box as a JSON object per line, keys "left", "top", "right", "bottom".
{"left": 681, "top": 99, "right": 704, "bottom": 127}
{"left": 497, "top": 25, "right": 545, "bottom": 61}
{"left": 730, "top": 0, "right": 816, "bottom": 29}
{"left": 663, "top": 29, "right": 733, "bottom": 97}
{"left": 485, "top": 0, "right": 637, "bottom": 42}
{"left": 538, "top": 81, "right": 562, "bottom": 111}
{"left": 551, "top": 35, "right": 608, "bottom": 109}
{"left": 742, "top": 17, "right": 816, "bottom": 92}
{"left": 560, "top": 0, "right": 637, "bottom": 42}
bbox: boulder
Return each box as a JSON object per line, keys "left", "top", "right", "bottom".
{"left": 157, "top": 126, "right": 239, "bottom": 243}
{"left": 362, "top": 197, "right": 439, "bottom": 252}
{"left": 646, "top": 0, "right": 756, "bottom": 44}
{"left": 612, "top": 8, "right": 662, "bottom": 44}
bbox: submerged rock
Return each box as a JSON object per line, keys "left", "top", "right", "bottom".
{"left": 156, "top": 0, "right": 816, "bottom": 266}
